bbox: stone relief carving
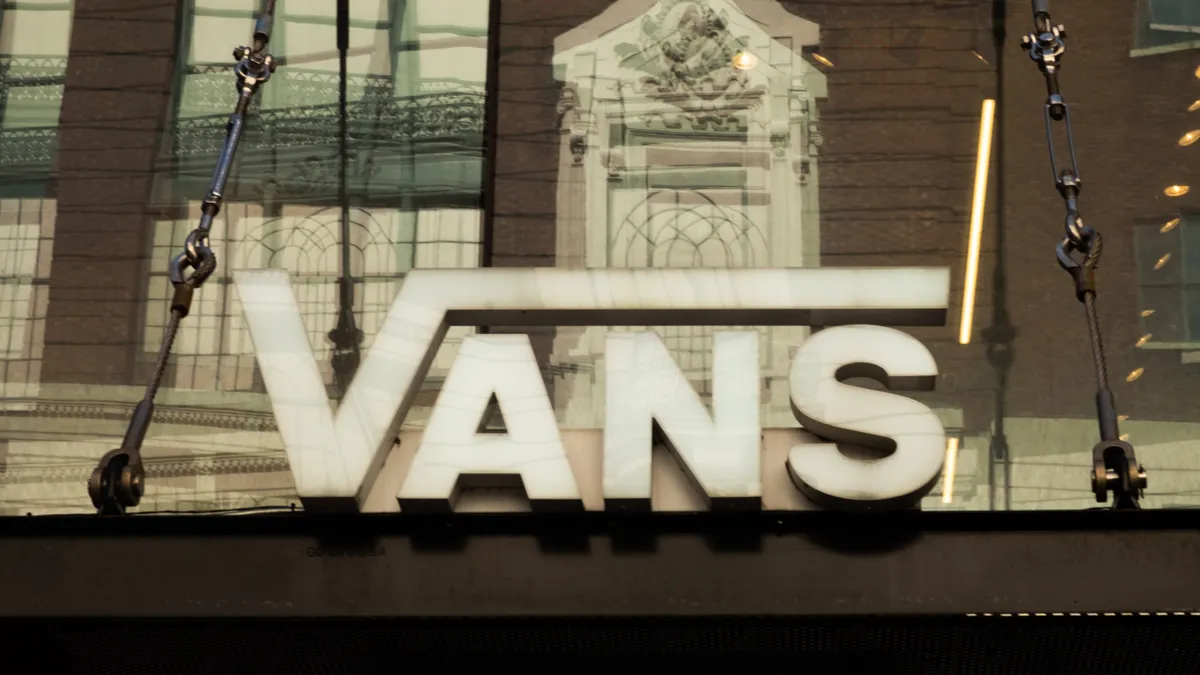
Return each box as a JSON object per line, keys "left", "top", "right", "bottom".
{"left": 810, "top": 122, "right": 824, "bottom": 152}
{"left": 614, "top": 0, "right": 767, "bottom": 130}
{"left": 786, "top": 90, "right": 823, "bottom": 184}
{"left": 568, "top": 129, "right": 588, "bottom": 163}
{"left": 798, "top": 121, "right": 824, "bottom": 184}
{"left": 557, "top": 83, "right": 581, "bottom": 130}
{"left": 769, "top": 119, "right": 789, "bottom": 159}
{"left": 600, "top": 147, "right": 626, "bottom": 178}
{"left": 558, "top": 84, "right": 590, "bottom": 163}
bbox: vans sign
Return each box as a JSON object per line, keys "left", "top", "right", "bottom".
{"left": 234, "top": 267, "right": 951, "bottom": 513}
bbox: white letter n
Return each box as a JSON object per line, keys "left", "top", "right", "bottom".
{"left": 602, "top": 331, "right": 762, "bottom": 511}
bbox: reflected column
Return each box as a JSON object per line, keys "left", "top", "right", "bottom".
{"left": 326, "top": 0, "right": 363, "bottom": 398}
{"left": 41, "top": 0, "right": 182, "bottom": 386}
{"left": 982, "top": 0, "right": 1013, "bottom": 510}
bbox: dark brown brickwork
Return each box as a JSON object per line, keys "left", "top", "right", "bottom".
{"left": 1000, "top": 0, "right": 1200, "bottom": 423}
{"left": 782, "top": 0, "right": 1000, "bottom": 430}
{"left": 492, "top": 0, "right": 593, "bottom": 268}
{"left": 40, "top": 0, "right": 181, "bottom": 386}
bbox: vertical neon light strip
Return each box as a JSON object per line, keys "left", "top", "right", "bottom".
{"left": 941, "top": 436, "right": 960, "bottom": 504}
{"left": 959, "top": 99, "right": 997, "bottom": 345}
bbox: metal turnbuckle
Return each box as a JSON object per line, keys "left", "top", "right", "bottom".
{"left": 1021, "top": 0, "right": 1144, "bottom": 509}
{"left": 87, "top": 0, "right": 279, "bottom": 514}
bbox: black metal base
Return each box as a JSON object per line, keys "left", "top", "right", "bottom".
{"left": 3, "top": 510, "right": 1200, "bottom": 619}
{"left": 5, "top": 615, "right": 1200, "bottom": 675}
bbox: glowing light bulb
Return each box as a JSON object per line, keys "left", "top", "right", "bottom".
{"left": 1141, "top": 309, "right": 1156, "bottom": 317}
{"left": 1165, "top": 185, "right": 1190, "bottom": 197}
{"left": 1126, "top": 368, "right": 1145, "bottom": 383}
{"left": 1190, "top": 100, "right": 1200, "bottom": 113}
{"left": 1162, "top": 217, "right": 1181, "bottom": 233}
{"left": 1181, "top": 130, "right": 1200, "bottom": 147}
{"left": 731, "top": 51, "right": 757, "bottom": 70}
{"left": 812, "top": 53, "right": 834, "bottom": 67}
{"left": 1136, "top": 334, "right": 1152, "bottom": 348}
{"left": 1155, "top": 253, "right": 1171, "bottom": 270}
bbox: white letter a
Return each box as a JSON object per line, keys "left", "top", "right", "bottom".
{"left": 399, "top": 335, "right": 583, "bottom": 512}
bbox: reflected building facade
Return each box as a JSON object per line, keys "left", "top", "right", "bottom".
{"left": 149, "top": 0, "right": 487, "bottom": 397}
{"left": 0, "top": 0, "right": 71, "bottom": 403}
{"left": 550, "top": 0, "right": 825, "bottom": 428}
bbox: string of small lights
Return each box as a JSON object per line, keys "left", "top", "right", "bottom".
{"left": 1130, "top": 61, "right": 1200, "bottom": 444}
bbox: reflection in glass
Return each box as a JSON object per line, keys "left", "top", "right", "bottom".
{"left": 150, "top": 0, "right": 488, "bottom": 397}
{"left": 0, "top": 1, "right": 71, "bottom": 403}
{"left": 0, "top": 1, "right": 73, "bottom": 514}
{"left": 810, "top": 52, "right": 834, "bottom": 68}
{"left": 550, "top": 0, "right": 826, "bottom": 428}
{"left": 2, "top": 0, "right": 490, "bottom": 514}
{"left": 1133, "top": 0, "right": 1200, "bottom": 53}
{"left": 1135, "top": 218, "right": 1189, "bottom": 342}
{"left": 3, "top": 0, "right": 1200, "bottom": 515}
{"left": 129, "top": 0, "right": 489, "bottom": 510}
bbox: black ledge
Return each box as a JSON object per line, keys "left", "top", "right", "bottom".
{"left": 1, "top": 505, "right": 1197, "bottom": 536}
{"left": 1, "top": 508, "right": 1198, "bottom": 619}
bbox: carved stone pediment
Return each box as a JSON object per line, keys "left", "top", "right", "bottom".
{"left": 614, "top": 0, "right": 767, "bottom": 128}
{"left": 554, "top": 0, "right": 826, "bottom": 137}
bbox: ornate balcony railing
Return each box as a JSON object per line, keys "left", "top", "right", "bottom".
{"left": 0, "top": 57, "right": 68, "bottom": 171}
{"left": 0, "top": 127, "right": 57, "bottom": 166}
{"left": 171, "top": 66, "right": 485, "bottom": 156}
{"left": 156, "top": 68, "right": 487, "bottom": 203}
{"left": 0, "top": 62, "right": 487, "bottom": 193}
{"left": 170, "top": 91, "right": 486, "bottom": 156}
{"left": 0, "top": 56, "right": 67, "bottom": 98}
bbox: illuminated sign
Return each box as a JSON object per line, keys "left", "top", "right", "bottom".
{"left": 234, "top": 267, "right": 950, "bottom": 513}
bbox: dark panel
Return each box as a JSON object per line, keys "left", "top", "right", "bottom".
{"left": 3, "top": 615, "right": 1200, "bottom": 675}
{"left": 1, "top": 510, "right": 1200, "bottom": 618}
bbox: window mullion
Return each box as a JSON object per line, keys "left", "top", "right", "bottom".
{"left": 1182, "top": 218, "right": 1193, "bottom": 341}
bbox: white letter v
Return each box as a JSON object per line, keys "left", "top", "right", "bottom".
{"left": 234, "top": 268, "right": 449, "bottom": 512}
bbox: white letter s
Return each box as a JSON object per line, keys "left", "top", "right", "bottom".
{"left": 787, "top": 325, "right": 944, "bottom": 510}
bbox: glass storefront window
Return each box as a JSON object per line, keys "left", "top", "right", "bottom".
{"left": 489, "top": 0, "right": 1200, "bottom": 512}
{"left": 2, "top": 0, "right": 1200, "bottom": 515}
{"left": 1, "top": 0, "right": 490, "bottom": 513}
